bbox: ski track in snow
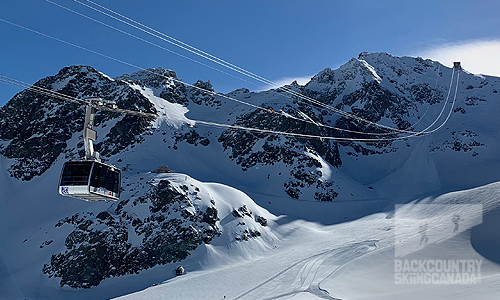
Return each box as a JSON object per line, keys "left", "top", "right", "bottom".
{"left": 236, "top": 241, "right": 378, "bottom": 300}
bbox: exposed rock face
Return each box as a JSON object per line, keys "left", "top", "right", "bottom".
{"left": 218, "top": 104, "right": 342, "bottom": 200}
{"left": 0, "top": 66, "right": 156, "bottom": 180}
{"left": 43, "top": 177, "right": 221, "bottom": 288}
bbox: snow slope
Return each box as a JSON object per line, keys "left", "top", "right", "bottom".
{"left": 114, "top": 182, "right": 500, "bottom": 300}
{"left": 0, "top": 163, "right": 276, "bottom": 299}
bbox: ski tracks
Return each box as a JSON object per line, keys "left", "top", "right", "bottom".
{"left": 231, "top": 240, "right": 378, "bottom": 300}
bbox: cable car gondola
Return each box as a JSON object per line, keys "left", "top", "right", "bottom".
{"left": 59, "top": 160, "right": 120, "bottom": 201}
{"left": 58, "top": 98, "right": 122, "bottom": 202}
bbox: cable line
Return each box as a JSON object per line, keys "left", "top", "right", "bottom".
{"left": 1, "top": 17, "right": 434, "bottom": 138}
{"left": 406, "top": 64, "right": 441, "bottom": 129}
{"left": 414, "top": 67, "right": 456, "bottom": 135}
{"left": 0, "top": 16, "right": 460, "bottom": 140}
{"left": 0, "top": 75, "right": 158, "bottom": 118}
{"left": 0, "top": 70, "right": 461, "bottom": 143}
{"left": 71, "top": 0, "right": 454, "bottom": 137}
{"left": 52, "top": 0, "right": 429, "bottom": 135}
{"left": 81, "top": 0, "right": 273, "bottom": 85}
{"left": 30, "top": 2, "right": 407, "bottom": 137}
{"left": 186, "top": 70, "right": 461, "bottom": 142}
{"left": 44, "top": 0, "right": 257, "bottom": 88}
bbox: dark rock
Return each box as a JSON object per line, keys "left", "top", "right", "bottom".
{"left": 256, "top": 216, "right": 268, "bottom": 227}
{"left": 175, "top": 265, "right": 185, "bottom": 276}
{"left": 43, "top": 179, "right": 220, "bottom": 288}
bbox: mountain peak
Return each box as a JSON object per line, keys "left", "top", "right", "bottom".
{"left": 56, "top": 65, "right": 99, "bottom": 76}
{"left": 35, "top": 65, "right": 114, "bottom": 88}
{"left": 309, "top": 67, "right": 335, "bottom": 84}
{"left": 308, "top": 56, "right": 382, "bottom": 87}
{"left": 357, "top": 51, "right": 392, "bottom": 60}
{"left": 193, "top": 79, "right": 213, "bottom": 92}
{"left": 116, "top": 67, "right": 179, "bottom": 86}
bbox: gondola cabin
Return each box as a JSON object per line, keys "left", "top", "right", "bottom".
{"left": 59, "top": 161, "right": 121, "bottom": 201}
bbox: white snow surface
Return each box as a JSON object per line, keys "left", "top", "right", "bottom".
{"left": 127, "top": 83, "right": 193, "bottom": 128}
{"left": 2, "top": 155, "right": 500, "bottom": 299}
{"left": 305, "top": 149, "right": 332, "bottom": 182}
{"left": 113, "top": 182, "right": 500, "bottom": 300}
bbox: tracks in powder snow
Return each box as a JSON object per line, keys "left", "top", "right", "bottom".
{"left": 231, "top": 240, "right": 378, "bottom": 300}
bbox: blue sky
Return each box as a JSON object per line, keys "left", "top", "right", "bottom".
{"left": 1, "top": 0, "right": 500, "bottom": 106}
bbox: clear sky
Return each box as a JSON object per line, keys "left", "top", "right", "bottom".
{"left": 1, "top": 0, "right": 500, "bottom": 106}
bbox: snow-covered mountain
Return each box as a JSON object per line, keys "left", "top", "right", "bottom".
{"left": 1, "top": 52, "right": 500, "bottom": 299}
